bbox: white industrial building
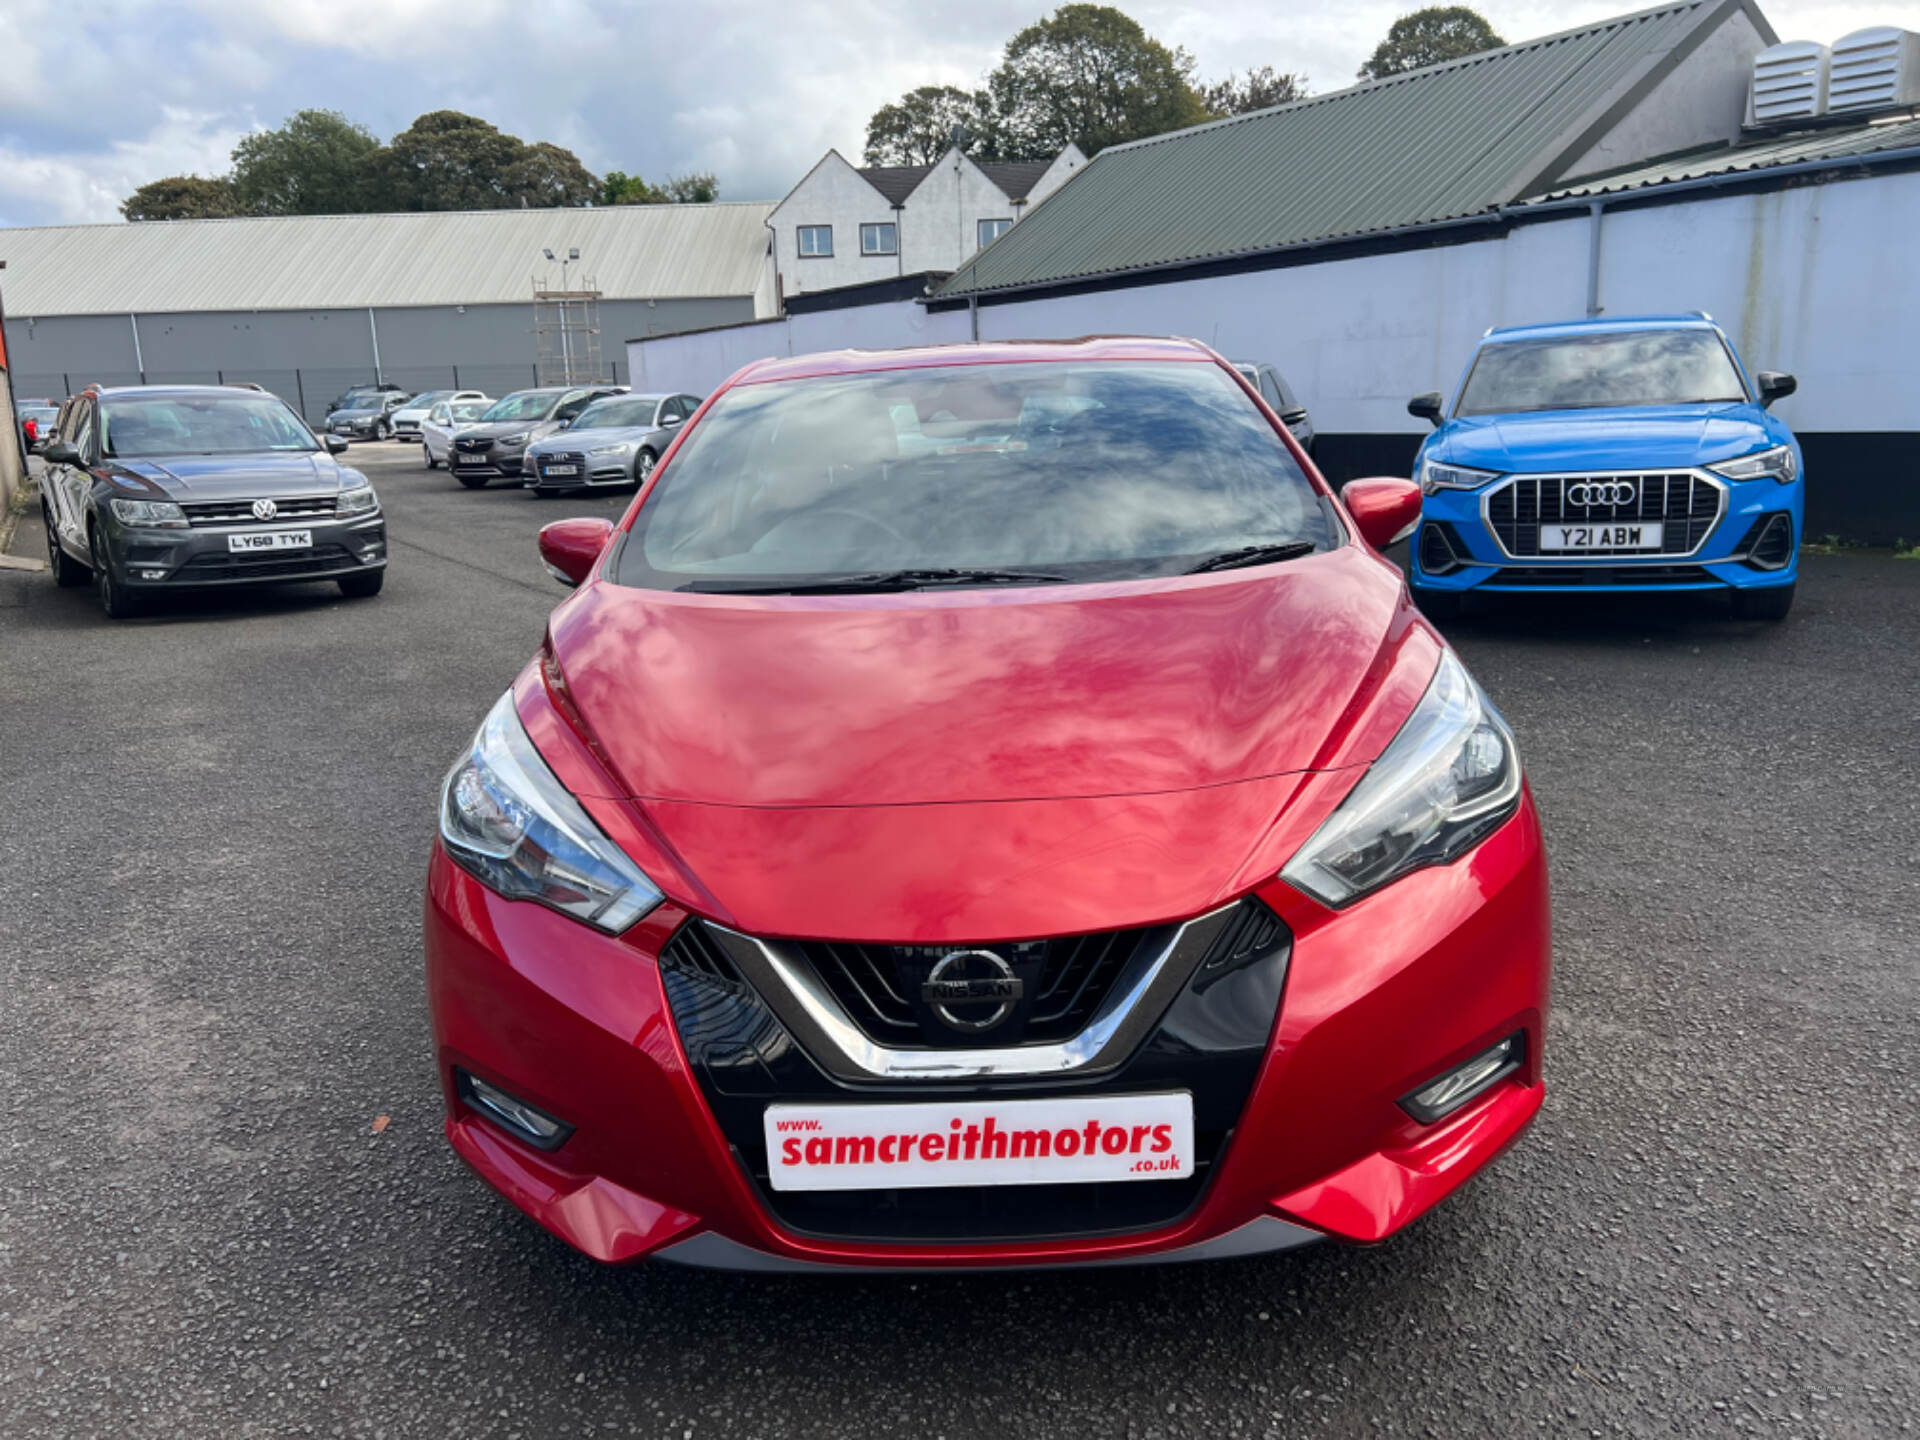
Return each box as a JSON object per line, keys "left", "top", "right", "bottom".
{"left": 628, "top": 4, "right": 1920, "bottom": 542}
{"left": 0, "top": 203, "right": 779, "bottom": 422}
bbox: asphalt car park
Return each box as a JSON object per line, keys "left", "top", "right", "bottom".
{"left": 1, "top": 439, "right": 1915, "bottom": 1435}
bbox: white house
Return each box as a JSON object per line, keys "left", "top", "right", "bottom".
{"left": 767, "top": 144, "right": 1086, "bottom": 300}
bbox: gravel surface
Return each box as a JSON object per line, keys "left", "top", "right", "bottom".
{"left": 2, "top": 443, "right": 1915, "bottom": 1438}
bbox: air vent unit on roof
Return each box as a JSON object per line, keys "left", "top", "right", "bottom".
{"left": 1827, "top": 27, "right": 1920, "bottom": 114}
{"left": 1747, "top": 42, "right": 1829, "bottom": 125}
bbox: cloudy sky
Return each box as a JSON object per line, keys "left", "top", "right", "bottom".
{"left": 0, "top": 0, "right": 1895, "bottom": 227}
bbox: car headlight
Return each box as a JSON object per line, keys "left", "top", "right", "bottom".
{"left": 500, "top": 434, "right": 528, "bottom": 447}
{"left": 1281, "top": 651, "right": 1521, "bottom": 907}
{"left": 439, "top": 692, "right": 663, "bottom": 933}
{"left": 587, "top": 442, "right": 633, "bottom": 457}
{"left": 337, "top": 484, "right": 378, "bottom": 517}
{"left": 1709, "top": 445, "right": 1796, "bottom": 484}
{"left": 109, "top": 498, "right": 188, "bottom": 529}
{"left": 1418, "top": 458, "right": 1499, "bottom": 495}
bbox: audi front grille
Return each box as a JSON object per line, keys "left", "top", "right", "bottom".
{"left": 1484, "top": 472, "right": 1723, "bottom": 558}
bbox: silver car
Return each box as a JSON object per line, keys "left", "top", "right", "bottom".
{"left": 421, "top": 399, "right": 495, "bottom": 468}
{"left": 521, "top": 391, "right": 701, "bottom": 494}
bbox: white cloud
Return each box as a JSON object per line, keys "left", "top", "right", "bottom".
{"left": 0, "top": 107, "right": 244, "bottom": 227}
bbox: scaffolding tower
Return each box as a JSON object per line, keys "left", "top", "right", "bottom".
{"left": 532, "top": 276, "right": 609, "bottom": 386}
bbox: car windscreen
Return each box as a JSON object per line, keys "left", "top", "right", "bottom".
{"left": 101, "top": 393, "right": 319, "bottom": 457}
{"left": 616, "top": 360, "right": 1334, "bottom": 592}
{"left": 1456, "top": 330, "right": 1748, "bottom": 416}
{"left": 449, "top": 402, "right": 492, "bottom": 422}
{"left": 482, "top": 391, "right": 559, "bottom": 422}
{"left": 571, "top": 395, "right": 661, "bottom": 430}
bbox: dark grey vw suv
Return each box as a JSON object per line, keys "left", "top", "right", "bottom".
{"left": 40, "top": 385, "right": 388, "bottom": 619}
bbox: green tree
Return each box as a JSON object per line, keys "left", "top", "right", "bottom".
{"left": 120, "top": 175, "right": 243, "bottom": 221}
{"left": 981, "top": 4, "right": 1211, "bottom": 159}
{"left": 863, "top": 84, "right": 989, "bottom": 165}
{"left": 383, "top": 111, "right": 529, "bottom": 210}
{"left": 229, "top": 108, "right": 384, "bottom": 215}
{"left": 1359, "top": 6, "right": 1506, "bottom": 80}
{"left": 601, "top": 170, "right": 666, "bottom": 205}
{"left": 662, "top": 172, "right": 719, "bottom": 203}
{"left": 1200, "top": 66, "right": 1307, "bottom": 116}
{"left": 500, "top": 141, "right": 599, "bottom": 208}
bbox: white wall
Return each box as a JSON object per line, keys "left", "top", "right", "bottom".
{"left": 634, "top": 170, "right": 1920, "bottom": 437}
{"left": 768, "top": 152, "right": 905, "bottom": 296}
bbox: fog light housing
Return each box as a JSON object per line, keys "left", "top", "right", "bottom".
{"left": 456, "top": 1069, "right": 573, "bottom": 1150}
{"left": 1400, "top": 1033, "right": 1523, "bottom": 1123}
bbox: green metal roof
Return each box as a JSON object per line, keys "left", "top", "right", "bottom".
{"left": 937, "top": 0, "right": 1764, "bottom": 299}
{"left": 1532, "top": 113, "right": 1920, "bottom": 199}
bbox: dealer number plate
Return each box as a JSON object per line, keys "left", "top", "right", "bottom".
{"left": 1540, "top": 522, "right": 1663, "bottom": 552}
{"left": 228, "top": 529, "right": 312, "bottom": 552}
{"left": 764, "top": 1092, "right": 1193, "bottom": 1192}
{"left": 542, "top": 464, "right": 579, "bottom": 476}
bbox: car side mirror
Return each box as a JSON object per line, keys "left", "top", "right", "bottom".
{"left": 1341, "top": 478, "right": 1423, "bottom": 551}
{"left": 662, "top": 413, "right": 684, "bottom": 426}
{"left": 1756, "top": 371, "right": 1797, "bottom": 407}
{"left": 42, "top": 441, "right": 80, "bottom": 466}
{"left": 539, "top": 517, "right": 615, "bottom": 587}
{"left": 324, "top": 435, "right": 350, "bottom": 455}
{"left": 1408, "top": 393, "right": 1444, "bottom": 427}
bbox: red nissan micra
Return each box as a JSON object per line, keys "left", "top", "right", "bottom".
{"left": 425, "top": 337, "right": 1550, "bottom": 1270}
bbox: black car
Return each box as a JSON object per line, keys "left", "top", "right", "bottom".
{"left": 39, "top": 386, "right": 387, "bottom": 619}
{"left": 327, "top": 389, "right": 414, "bottom": 442}
{"left": 448, "top": 385, "right": 624, "bottom": 487}
{"left": 326, "top": 381, "right": 408, "bottom": 416}
{"left": 1232, "top": 361, "right": 1315, "bottom": 454}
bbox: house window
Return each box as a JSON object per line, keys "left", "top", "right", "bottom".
{"left": 860, "top": 222, "right": 898, "bottom": 256}
{"left": 978, "top": 218, "right": 1013, "bottom": 248}
{"left": 797, "top": 225, "right": 833, "bottom": 258}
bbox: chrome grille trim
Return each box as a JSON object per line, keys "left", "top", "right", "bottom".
{"left": 1479, "top": 468, "right": 1726, "bottom": 560}
{"left": 182, "top": 495, "right": 339, "bottom": 527}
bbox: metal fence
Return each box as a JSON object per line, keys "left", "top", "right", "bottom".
{"left": 6, "top": 361, "right": 629, "bottom": 428}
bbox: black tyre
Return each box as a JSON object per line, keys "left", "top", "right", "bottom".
{"left": 456, "top": 474, "right": 489, "bottom": 489}
{"left": 424, "top": 447, "right": 439, "bottom": 469}
{"left": 45, "top": 505, "right": 90, "bottom": 587}
{"left": 1410, "top": 585, "right": 1463, "bottom": 622}
{"left": 90, "top": 525, "right": 146, "bottom": 620}
{"left": 337, "top": 568, "right": 385, "bottom": 599}
{"left": 374, "top": 419, "right": 391, "bottom": 441}
{"left": 1733, "top": 583, "right": 1794, "bottom": 621}
{"left": 634, "top": 449, "right": 657, "bottom": 487}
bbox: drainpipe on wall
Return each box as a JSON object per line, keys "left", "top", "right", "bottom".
{"left": 893, "top": 203, "right": 904, "bottom": 278}
{"left": 969, "top": 291, "right": 979, "bottom": 342}
{"left": 129, "top": 313, "right": 145, "bottom": 383}
{"left": 1585, "top": 200, "right": 1606, "bottom": 318}
{"left": 367, "top": 307, "right": 383, "bottom": 383}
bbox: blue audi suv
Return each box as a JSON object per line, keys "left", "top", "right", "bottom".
{"left": 1407, "top": 315, "right": 1802, "bottom": 621}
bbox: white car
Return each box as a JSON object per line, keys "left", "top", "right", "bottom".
{"left": 393, "top": 389, "right": 489, "bottom": 442}
{"left": 421, "top": 398, "right": 497, "bottom": 468}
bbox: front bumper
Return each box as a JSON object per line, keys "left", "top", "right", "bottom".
{"left": 1414, "top": 476, "right": 1802, "bottom": 594}
{"left": 525, "top": 450, "right": 635, "bottom": 490}
{"left": 451, "top": 447, "right": 527, "bottom": 479}
{"left": 106, "top": 513, "right": 388, "bottom": 588}
{"left": 425, "top": 791, "right": 1550, "bottom": 1269}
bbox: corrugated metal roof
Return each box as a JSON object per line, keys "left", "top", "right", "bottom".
{"left": 938, "top": 0, "right": 1740, "bottom": 298}
{"left": 1533, "top": 112, "right": 1920, "bottom": 197}
{"left": 0, "top": 202, "right": 774, "bottom": 317}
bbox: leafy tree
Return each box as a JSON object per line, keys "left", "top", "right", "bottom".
{"left": 864, "top": 85, "right": 989, "bottom": 165}
{"left": 1201, "top": 66, "right": 1307, "bottom": 116}
{"left": 500, "top": 141, "right": 599, "bottom": 208}
{"left": 382, "top": 111, "right": 533, "bottom": 210}
{"left": 120, "top": 175, "right": 243, "bottom": 221}
{"left": 1359, "top": 6, "right": 1506, "bottom": 80}
{"left": 980, "top": 4, "right": 1211, "bottom": 159}
{"left": 230, "top": 108, "right": 384, "bottom": 215}
{"left": 662, "top": 172, "right": 719, "bottom": 203}
{"left": 601, "top": 170, "right": 666, "bottom": 205}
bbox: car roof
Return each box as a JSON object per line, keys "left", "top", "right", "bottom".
{"left": 1481, "top": 314, "right": 1720, "bottom": 344}
{"left": 92, "top": 385, "right": 291, "bottom": 400}
{"left": 736, "top": 336, "right": 1215, "bottom": 386}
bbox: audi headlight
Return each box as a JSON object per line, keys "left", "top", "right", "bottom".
{"left": 588, "top": 442, "right": 633, "bottom": 457}
{"left": 1282, "top": 651, "right": 1521, "bottom": 907}
{"left": 1418, "top": 458, "right": 1499, "bottom": 495}
{"left": 1709, "top": 445, "right": 1796, "bottom": 484}
{"left": 109, "top": 498, "right": 188, "bottom": 529}
{"left": 337, "top": 484, "right": 378, "bottom": 517}
{"left": 439, "top": 692, "right": 663, "bottom": 933}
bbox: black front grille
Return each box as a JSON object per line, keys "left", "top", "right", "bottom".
{"left": 455, "top": 437, "right": 492, "bottom": 453}
{"left": 1735, "top": 512, "right": 1795, "bottom": 570}
{"left": 791, "top": 924, "right": 1147, "bottom": 1049}
{"left": 657, "top": 900, "right": 1292, "bottom": 1244}
{"left": 182, "top": 495, "right": 338, "bottom": 527}
{"left": 1486, "top": 473, "right": 1720, "bottom": 557}
{"left": 1486, "top": 565, "right": 1723, "bottom": 587}
{"left": 176, "top": 543, "right": 360, "bottom": 579}
{"left": 1418, "top": 520, "right": 1465, "bottom": 575}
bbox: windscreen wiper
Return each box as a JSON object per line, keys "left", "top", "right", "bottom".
{"left": 682, "top": 567, "right": 1071, "bottom": 595}
{"left": 1183, "top": 542, "right": 1318, "bottom": 574}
